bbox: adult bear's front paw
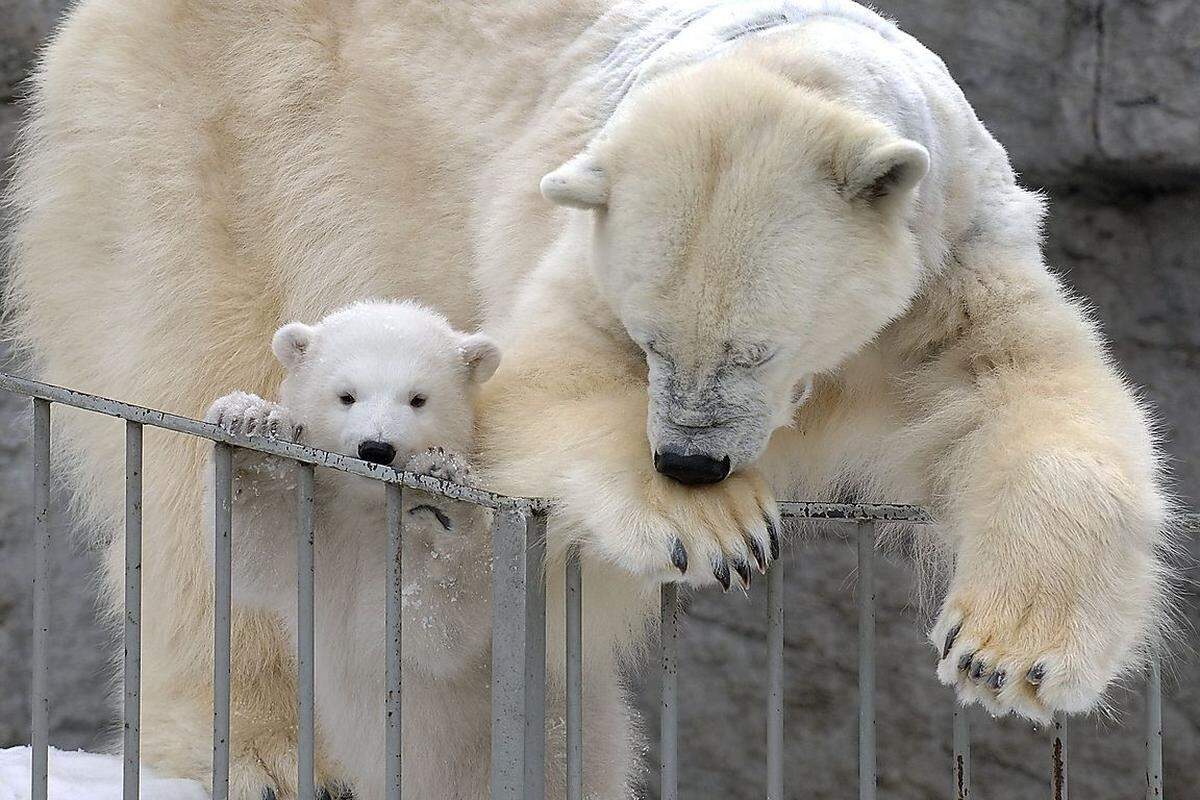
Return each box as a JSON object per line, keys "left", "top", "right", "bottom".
{"left": 568, "top": 466, "right": 779, "bottom": 590}
{"left": 929, "top": 551, "right": 1154, "bottom": 722}
{"left": 204, "top": 391, "right": 300, "bottom": 442}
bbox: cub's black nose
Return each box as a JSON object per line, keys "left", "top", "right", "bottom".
{"left": 358, "top": 440, "right": 397, "bottom": 465}
{"left": 653, "top": 450, "right": 731, "bottom": 485}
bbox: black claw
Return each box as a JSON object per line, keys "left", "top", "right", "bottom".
{"left": 748, "top": 536, "right": 767, "bottom": 573}
{"left": 958, "top": 652, "right": 975, "bottom": 672}
{"left": 733, "top": 557, "right": 752, "bottom": 589}
{"left": 765, "top": 516, "right": 780, "bottom": 560}
{"left": 670, "top": 538, "right": 689, "bottom": 574}
{"left": 1027, "top": 663, "right": 1046, "bottom": 686}
{"left": 987, "top": 670, "right": 1006, "bottom": 691}
{"left": 970, "top": 660, "right": 987, "bottom": 681}
{"left": 262, "top": 789, "right": 277, "bottom": 800}
{"left": 942, "top": 624, "right": 961, "bottom": 659}
{"left": 713, "top": 558, "right": 731, "bottom": 592}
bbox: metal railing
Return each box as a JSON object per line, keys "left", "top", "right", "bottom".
{"left": 0, "top": 372, "right": 1169, "bottom": 800}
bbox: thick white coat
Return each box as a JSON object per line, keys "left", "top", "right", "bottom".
{"left": 4, "top": 1, "right": 1170, "bottom": 797}
{"left": 201, "top": 302, "right": 502, "bottom": 799}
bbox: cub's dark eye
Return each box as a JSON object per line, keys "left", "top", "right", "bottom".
{"left": 410, "top": 394, "right": 427, "bottom": 408}
{"left": 339, "top": 393, "right": 355, "bottom": 406}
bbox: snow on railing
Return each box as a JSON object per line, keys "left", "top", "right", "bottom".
{"left": 0, "top": 371, "right": 1171, "bottom": 800}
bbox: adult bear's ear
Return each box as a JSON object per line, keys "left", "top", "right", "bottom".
{"left": 840, "top": 138, "right": 929, "bottom": 205}
{"left": 459, "top": 333, "right": 502, "bottom": 383}
{"left": 540, "top": 154, "right": 609, "bottom": 210}
{"left": 272, "top": 322, "right": 315, "bottom": 369}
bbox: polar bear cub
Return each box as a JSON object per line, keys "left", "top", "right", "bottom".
{"left": 204, "top": 300, "right": 501, "bottom": 799}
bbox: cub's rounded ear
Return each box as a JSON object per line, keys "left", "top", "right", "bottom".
{"left": 271, "top": 322, "right": 315, "bottom": 369}
{"left": 841, "top": 139, "right": 929, "bottom": 205}
{"left": 459, "top": 333, "right": 502, "bottom": 383}
{"left": 540, "top": 154, "right": 608, "bottom": 210}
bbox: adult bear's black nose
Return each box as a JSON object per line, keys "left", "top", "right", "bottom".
{"left": 653, "top": 450, "right": 731, "bottom": 485}
{"left": 358, "top": 440, "right": 397, "bottom": 465}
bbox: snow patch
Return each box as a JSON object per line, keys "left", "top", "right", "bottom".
{"left": 0, "top": 747, "right": 208, "bottom": 800}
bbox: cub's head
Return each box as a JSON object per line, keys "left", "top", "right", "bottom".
{"left": 272, "top": 301, "right": 500, "bottom": 466}
{"left": 541, "top": 59, "right": 929, "bottom": 484}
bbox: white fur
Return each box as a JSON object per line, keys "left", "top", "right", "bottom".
{"left": 205, "top": 302, "right": 505, "bottom": 798}
{"left": 3, "top": 0, "right": 1172, "bottom": 795}
{"left": 273, "top": 301, "right": 488, "bottom": 467}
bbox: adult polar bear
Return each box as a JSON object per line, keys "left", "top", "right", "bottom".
{"left": 6, "top": 0, "right": 1168, "bottom": 796}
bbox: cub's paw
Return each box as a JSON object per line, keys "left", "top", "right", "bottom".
{"left": 402, "top": 448, "right": 482, "bottom": 536}
{"left": 568, "top": 466, "right": 779, "bottom": 591}
{"left": 929, "top": 567, "right": 1149, "bottom": 721}
{"left": 205, "top": 391, "right": 300, "bottom": 442}
{"left": 404, "top": 446, "right": 475, "bottom": 487}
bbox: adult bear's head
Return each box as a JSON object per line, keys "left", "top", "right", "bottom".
{"left": 541, "top": 58, "right": 930, "bottom": 484}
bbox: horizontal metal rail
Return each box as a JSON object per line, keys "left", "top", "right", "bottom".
{"left": 1, "top": 370, "right": 1178, "bottom": 800}
{"left": 0, "top": 373, "right": 935, "bottom": 524}
{"left": 779, "top": 502, "right": 931, "bottom": 523}
{"left": 0, "top": 373, "right": 549, "bottom": 514}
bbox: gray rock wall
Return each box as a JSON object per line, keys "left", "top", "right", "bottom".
{"left": 0, "top": 0, "right": 65, "bottom": 101}
{"left": 1, "top": 2, "right": 1197, "bottom": 797}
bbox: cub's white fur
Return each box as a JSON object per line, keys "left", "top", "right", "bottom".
{"left": 204, "top": 302, "right": 501, "bottom": 798}
{"left": 5, "top": 0, "right": 1171, "bottom": 796}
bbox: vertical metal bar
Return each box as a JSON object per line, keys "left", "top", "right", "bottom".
{"left": 491, "top": 509, "right": 526, "bottom": 800}
{"left": 766, "top": 560, "right": 784, "bottom": 800}
{"left": 953, "top": 705, "right": 970, "bottom": 800}
{"left": 490, "top": 510, "right": 546, "bottom": 800}
{"left": 857, "top": 521, "right": 876, "bottom": 800}
{"left": 660, "top": 582, "right": 679, "bottom": 800}
{"left": 30, "top": 398, "right": 50, "bottom": 800}
{"left": 385, "top": 483, "right": 404, "bottom": 800}
{"left": 523, "top": 515, "right": 547, "bottom": 799}
{"left": 123, "top": 422, "right": 143, "bottom": 800}
{"left": 565, "top": 550, "right": 583, "bottom": 800}
{"left": 1051, "top": 717, "right": 1069, "bottom": 800}
{"left": 212, "top": 443, "right": 233, "bottom": 800}
{"left": 1145, "top": 656, "right": 1163, "bottom": 799}
{"left": 297, "top": 464, "right": 316, "bottom": 800}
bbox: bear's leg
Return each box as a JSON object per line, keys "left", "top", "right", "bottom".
{"left": 107, "top": 434, "right": 340, "bottom": 800}
{"left": 134, "top": 602, "right": 328, "bottom": 800}
{"left": 895, "top": 256, "right": 1169, "bottom": 721}
{"left": 478, "top": 318, "right": 779, "bottom": 796}
{"left": 137, "top": 613, "right": 346, "bottom": 800}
